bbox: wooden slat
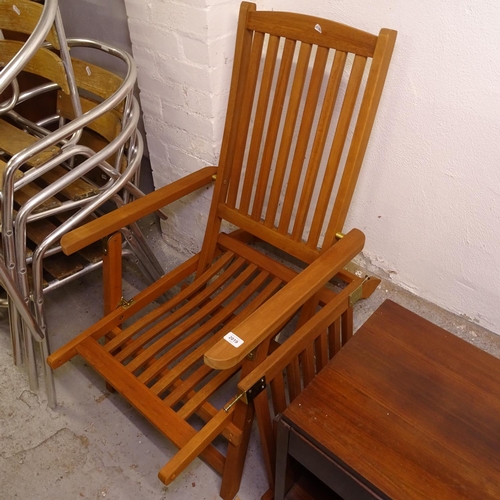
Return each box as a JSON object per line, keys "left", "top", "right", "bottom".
{"left": 315, "top": 330, "right": 329, "bottom": 372}
{"left": 218, "top": 231, "right": 337, "bottom": 305}
{"left": 15, "top": 182, "right": 61, "bottom": 212}
{"left": 286, "top": 358, "right": 302, "bottom": 403}
{"left": 42, "top": 252, "right": 84, "bottom": 280}
{"left": 57, "top": 91, "right": 122, "bottom": 143}
{"left": 306, "top": 54, "right": 367, "bottom": 249}
{"left": 0, "top": 40, "right": 68, "bottom": 92}
{"left": 51, "top": 212, "right": 104, "bottom": 264}
{"left": 162, "top": 364, "right": 213, "bottom": 407}
{"left": 25, "top": 217, "right": 84, "bottom": 279}
{"left": 291, "top": 50, "right": 347, "bottom": 241}
{"left": 0, "top": 119, "right": 61, "bottom": 168}
{"left": 76, "top": 337, "right": 225, "bottom": 475}
{"left": 264, "top": 42, "right": 312, "bottom": 228}
{"left": 41, "top": 165, "right": 99, "bottom": 201}
{"left": 270, "top": 372, "right": 287, "bottom": 415}
{"left": 247, "top": 11, "right": 378, "bottom": 57}
{"left": 239, "top": 34, "right": 280, "bottom": 214}
{"left": 0, "top": 0, "right": 60, "bottom": 49}
{"left": 324, "top": 28, "right": 397, "bottom": 245}
{"left": 300, "top": 343, "right": 316, "bottom": 388}
{"left": 220, "top": 204, "right": 321, "bottom": 264}
{"left": 341, "top": 306, "right": 354, "bottom": 345}
{"left": 78, "top": 129, "right": 126, "bottom": 173}
{"left": 70, "top": 57, "right": 124, "bottom": 101}
{"left": 73, "top": 241, "right": 102, "bottom": 264}
{"left": 226, "top": 30, "right": 265, "bottom": 208}
{"left": 328, "top": 317, "right": 341, "bottom": 358}
{"left": 217, "top": 232, "right": 299, "bottom": 282}
{"left": 278, "top": 46, "right": 329, "bottom": 234}
{"left": 106, "top": 312, "right": 243, "bottom": 447}
{"left": 195, "top": 2, "right": 256, "bottom": 274}
{"left": 253, "top": 389, "right": 276, "bottom": 487}
{"left": 295, "top": 295, "right": 320, "bottom": 387}
{"left": 251, "top": 38, "right": 296, "bottom": 220}
{"left": 60, "top": 167, "right": 217, "bottom": 255}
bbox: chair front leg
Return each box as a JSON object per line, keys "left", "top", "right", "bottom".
{"left": 103, "top": 232, "right": 123, "bottom": 315}
{"left": 220, "top": 337, "right": 272, "bottom": 500}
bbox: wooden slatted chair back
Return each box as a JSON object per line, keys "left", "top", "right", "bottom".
{"left": 0, "top": 0, "right": 60, "bottom": 49}
{"left": 201, "top": 2, "right": 396, "bottom": 270}
{"left": 0, "top": 39, "right": 69, "bottom": 93}
{"left": 70, "top": 57, "right": 124, "bottom": 104}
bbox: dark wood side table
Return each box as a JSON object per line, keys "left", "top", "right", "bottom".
{"left": 275, "top": 300, "right": 500, "bottom": 500}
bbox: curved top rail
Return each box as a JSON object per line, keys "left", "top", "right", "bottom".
{"left": 0, "top": 0, "right": 58, "bottom": 93}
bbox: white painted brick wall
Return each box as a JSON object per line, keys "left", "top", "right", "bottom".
{"left": 123, "top": 0, "right": 239, "bottom": 255}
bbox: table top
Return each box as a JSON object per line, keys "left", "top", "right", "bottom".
{"left": 283, "top": 300, "right": 500, "bottom": 500}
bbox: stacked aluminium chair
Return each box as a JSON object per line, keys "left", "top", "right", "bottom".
{"left": 49, "top": 3, "right": 397, "bottom": 499}
{"left": 0, "top": 0, "right": 158, "bottom": 407}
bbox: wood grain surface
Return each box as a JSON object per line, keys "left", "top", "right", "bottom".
{"left": 283, "top": 300, "right": 500, "bottom": 500}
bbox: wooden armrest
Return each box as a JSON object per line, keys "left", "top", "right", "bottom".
{"left": 236, "top": 275, "right": 362, "bottom": 395}
{"left": 204, "top": 228, "right": 365, "bottom": 370}
{"left": 60, "top": 166, "right": 217, "bottom": 255}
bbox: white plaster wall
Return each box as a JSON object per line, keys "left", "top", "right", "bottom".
{"left": 125, "top": 0, "right": 500, "bottom": 334}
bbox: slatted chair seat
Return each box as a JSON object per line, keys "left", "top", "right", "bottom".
{"left": 48, "top": 3, "right": 397, "bottom": 498}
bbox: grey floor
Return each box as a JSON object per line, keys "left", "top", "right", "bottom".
{"left": 2, "top": 224, "right": 500, "bottom": 500}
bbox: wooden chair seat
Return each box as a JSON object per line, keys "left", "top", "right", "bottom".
{"left": 50, "top": 228, "right": 363, "bottom": 482}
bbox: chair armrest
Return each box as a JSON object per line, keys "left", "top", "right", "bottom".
{"left": 204, "top": 228, "right": 365, "bottom": 370}
{"left": 236, "top": 275, "right": 361, "bottom": 395}
{"left": 60, "top": 166, "right": 217, "bottom": 255}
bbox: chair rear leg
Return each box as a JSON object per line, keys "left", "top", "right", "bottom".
{"left": 219, "top": 398, "right": 256, "bottom": 500}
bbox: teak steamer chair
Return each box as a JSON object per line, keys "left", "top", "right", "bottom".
{"left": 48, "top": 3, "right": 397, "bottom": 498}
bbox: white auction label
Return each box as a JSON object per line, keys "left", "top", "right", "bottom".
{"left": 223, "top": 332, "right": 244, "bottom": 348}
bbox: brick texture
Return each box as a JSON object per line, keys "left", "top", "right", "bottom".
{"left": 123, "top": 0, "right": 239, "bottom": 254}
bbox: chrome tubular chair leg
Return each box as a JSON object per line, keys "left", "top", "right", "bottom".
{"left": 18, "top": 268, "right": 39, "bottom": 391}
{"left": 8, "top": 299, "right": 24, "bottom": 366}
{"left": 24, "top": 321, "right": 39, "bottom": 391}
{"left": 121, "top": 224, "right": 164, "bottom": 282}
{"left": 34, "top": 298, "right": 56, "bottom": 408}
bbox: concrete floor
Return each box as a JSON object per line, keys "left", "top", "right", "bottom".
{"left": 2, "top": 226, "right": 500, "bottom": 500}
